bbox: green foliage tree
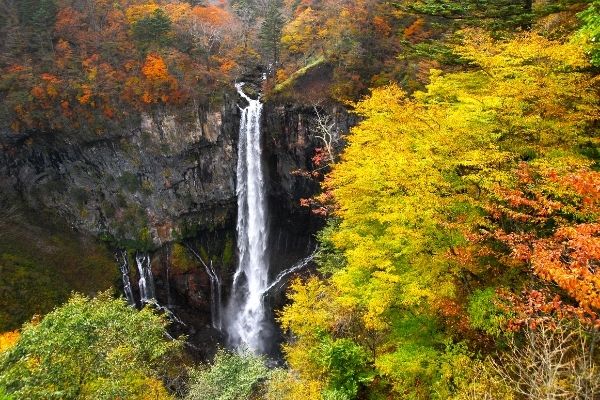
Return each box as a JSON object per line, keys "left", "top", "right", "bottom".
{"left": 16, "top": 0, "right": 57, "bottom": 29}
{"left": 314, "top": 335, "right": 372, "bottom": 400}
{"left": 399, "top": 0, "right": 535, "bottom": 30}
{"left": 0, "top": 293, "right": 180, "bottom": 400}
{"left": 0, "top": 385, "right": 14, "bottom": 400}
{"left": 578, "top": 0, "right": 600, "bottom": 67}
{"left": 16, "top": 0, "right": 57, "bottom": 54}
{"left": 132, "top": 8, "right": 173, "bottom": 51}
{"left": 185, "top": 348, "right": 269, "bottom": 400}
{"left": 259, "top": 0, "right": 284, "bottom": 66}
{"left": 467, "top": 289, "right": 510, "bottom": 338}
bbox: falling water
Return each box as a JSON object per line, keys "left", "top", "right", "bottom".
{"left": 187, "top": 245, "right": 222, "bottom": 331}
{"left": 262, "top": 249, "right": 317, "bottom": 298}
{"left": 135, "top": 253, "right": 156, "bottom": 303}
{"left": 117, "top": 250, "right": 185, "bottom": 326}
{"left": 227, "top": 83, "right": 270, "bottom": 353}
{"left": 116, "top": 250, "right": 136, "bottom": 306}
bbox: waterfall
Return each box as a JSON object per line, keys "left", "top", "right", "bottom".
{"left": 227, "top": 82, "right": 270, "bottom": 353}
{"left": 117, "top": 250, "right": 185, "bottom": 326}
{"left": 116, "top": 250, "right": 136, "bottom": 306}
{"left": 187, "top": 245, "right": 222, "bottom": 331}
{"left": 211, "top": 259, "right": 223, "bottom": 331}
{"left": 135, "top": 253, "right": 156, "bottom": 303}
{"left": 262, "top": 249, "right": 317, "bottom": 298}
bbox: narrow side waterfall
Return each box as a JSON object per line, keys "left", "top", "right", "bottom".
{"left": 187, "top": 245, "right": 222, "bottom": 331}
{"left": 227, "top": 83, "right": 270, "bottom": 353}
{"left": 116, "top": 250, "right": 136, "bottom": 306}
{"left": 135, "top": 253, "right": 156, "bottom": 303}
{"left": 210, "top": 260, "right": 223, "bottom": 331}
{"left": 262, "top": 249, "right": 317, "bottom": 298}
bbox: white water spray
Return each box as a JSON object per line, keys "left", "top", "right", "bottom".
{"left": 135, "top": 253, "right": 155, "bottom": 303}
{"left": 228, "top": 83, "right": 270, "bottom": 353}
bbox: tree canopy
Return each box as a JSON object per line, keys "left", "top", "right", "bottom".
{"left": 0, "top": 293, "right": 181, "bottom": 400}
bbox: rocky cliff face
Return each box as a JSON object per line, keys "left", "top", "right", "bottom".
{"left": 0, "top": 94, "right": 240, "bottom": 247}
{"left": 0, "top": 89, "right": 352, "bottom": 354}
{"left": 263, "top": 101, "right": 353, "bottom": 272}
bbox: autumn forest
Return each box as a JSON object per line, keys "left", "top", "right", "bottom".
{"left": 0, "top": 0, "right": 599, "bottom": 399}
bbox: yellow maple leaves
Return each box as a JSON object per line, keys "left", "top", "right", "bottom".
{"left": 125, "top": 3, "right": 160, "bottom": 24}
{"left": 0, "top": 330, "right": 20, "bottom": 353}
{"left": 278, "top": 28, "right": 598, "bottom": 398}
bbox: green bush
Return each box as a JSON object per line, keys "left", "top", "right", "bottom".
{"left": 185, "top": 349, "right": 268, "bottom": 400}
{"left": 467, "top": 288, "right": 509, "bottom": 337}
{"left": 0, "top": 253, "right": 66, "bottom": 331}
{"left": 0, "top": 293, "right": 181, "bottom": 400}
{"left": 171, "top": 243, "right": 197, "bottom": 274}
{"left": 578, "top": 1, "right": 600, "bottom": 67}
{"left": 222, "top": 236, "right": 235, "bottom": 267}
{"left": 314, "top": 335, "right": 373, "bottom": 400}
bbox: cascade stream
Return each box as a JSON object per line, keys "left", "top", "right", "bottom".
{"left": 262, "top": 249, "right": 317, "bottom": 298}
{"left": 187, "top": 244, "right": 223, "bottom": 331}
{"left": 116, "top": 250, "right": 136, "bottom": 306}
{"left": 135, "top": 253, "right": 156, "bottom": 303}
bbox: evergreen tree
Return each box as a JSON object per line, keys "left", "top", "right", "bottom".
{"left": 132, "top": 8, "right": 172, "bottom": 52}
{"left": 259, "top": 0, "right": 284, "bottom": 67}
{"left": 16, "top": 0, "right": 57, "bottom": 54}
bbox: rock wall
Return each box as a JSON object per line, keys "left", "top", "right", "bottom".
{"left": 0, "top": 89, "right": 353, "bottom": 354}
{"left": 0, "top": 94, "right": 240, "bottom": 247}
{"left": 263, "top": 101, "right": 354, "bottom": 273}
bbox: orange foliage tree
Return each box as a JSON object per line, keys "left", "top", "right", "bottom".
{"left": 0, "top": 331, "right": 20, "bottom": 353}
{"left": 475, "top": 164, "right": 600, "bottom": 326}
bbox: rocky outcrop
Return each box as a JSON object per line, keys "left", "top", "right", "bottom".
{"left": 0, "top": 95, "right": 240, "bottom": 247}
{"left": 263, "top": 101, "right": 354, "bottom": 272}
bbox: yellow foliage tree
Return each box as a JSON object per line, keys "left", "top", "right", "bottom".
{"left": 126, "top": 3, "right": 160, "bottom": 24}
{"left": 278, "top": 29, "right": 597, "bottom": 399}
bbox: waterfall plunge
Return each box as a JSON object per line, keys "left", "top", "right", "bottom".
{"left": 227, "top": 83, "right": 270, "bottom": 353}
{"left": 135, "top": 253, "right": 156, "bottom": 303}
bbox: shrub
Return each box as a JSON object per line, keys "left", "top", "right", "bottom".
{"left": 185, "top": 349, "right": 268, "bottom": 400}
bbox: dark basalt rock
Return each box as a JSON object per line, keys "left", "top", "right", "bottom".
{"left": 0, "top": 87, "right": 354, "bottom": 357}
{"left": 0, "top": 94, "right": 240, "bottom": 246}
